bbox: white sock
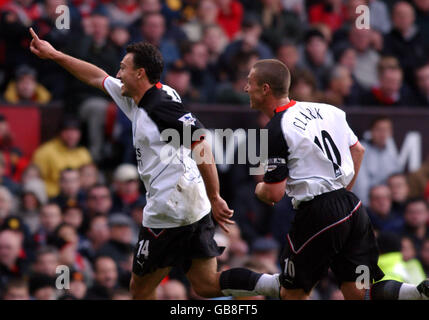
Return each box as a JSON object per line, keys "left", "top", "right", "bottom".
{"left": 399, "top": 283, "right": 422, "bottom": 300}
{"left": 254, "top": 274, "right": 280, "bottom": 298}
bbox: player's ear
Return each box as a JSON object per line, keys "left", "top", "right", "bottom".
{"left": 137, "top": 67, "right": 147, "bottom": 80}
{"left": 262, "top": 83, "right": 270, "bottom": 95}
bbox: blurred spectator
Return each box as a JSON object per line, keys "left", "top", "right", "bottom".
{"left": 79, "top": 163, "right": 100, "bottom": 193}
{"left": 159, "top": 279, "right": 188, "bottom": 300}
{"left": 111, "top": 164, "right": 145, "bottom": 215}
{"left": 377, "top": 231, "right": 426, "bottom": 284}
{"left": 353, "top": 116, "right": 401, "bottom": 204}
{"left": 347, "top": 27, "right": 380, "bottom": 90}
{"left": 81, "top": 215, "right": 110, "bottom": 262}
{"left": 32, "top": 0, "right": 82, "bottom": 99}
{"left": 51, "top": 168, "right": 86, "bottom": 210}
{"left": 383, "top": 1, "right": 429, "bottom": 88}
{"left": 33, "top": 203, "right": 62, "bottom": 248}
{"left": 387, "top": 173, "right": 410, "bottom": 215}
{"left": 402, "top": 236, "right": 418, "bottom": 262}
{"left": 182, "top": 41, "right": 217, "bottom": 102}
{"left": 85, "top": 184, "right": 113, "bottom": 218}
{"left": 63, "top": 205, "right": 84, "bottom": 235}
{"left": 164, "top": 60, "right": 192, "bottom": 104}
{"left": 97, "top": 214, "right": 135, "bottom": 274}
{"left": 369, "top": 0, "right": 392, "bottom": 34}
{"left": 276, "top": 41, "right": 300, "bottom": 75}
{"left": 105, "top": 0, "right": 141, "bottom": 27}
{"left": 411, "top": 63, "right": 429, "bottom": 107}
{"left": 182, "top": 0, "right": 219, "bottom": 41}
{"left": 401, "top": 198, "right": 429, "bottom": 252}
{"left": 249, "top": 237, "right": 280, "bottom": 274}
{"left": 308, "top": 0, "right": 347, "bottom": 33}
{"left": 68, "top": 269, "right": 88, "bottom": 299}
{"left": 289, "top": 68, "right": 323, "bottom": 102}
{"left": 0, "top": 229, "right": 29, "bottom": 292}
{"left": 0, "top": 153, "right": 20, "bottom": 196}
{"left": 202, "top": 24, "right": 228, "bottom": 77}
{"left": 2, "top": 277, "right": 30, "bottom": 300}
{"left": 215, "top": 50, "right": 257, "bottom": 105}
{"left": 257, "top": 0, "right": 304, "bottom": 50}
{"left": 18, "top": 178, "right": 47, "bottom": 234}
{"left": 231, "top": 175, "right": 277, "bottom": 244}
{"left": 408, "top": 154, "right": 429, "bottom": 198}
{"left": 219, "top": 14, "right": 273, "bottom": 81}
{"left": 85, "top": 255, "right": 118, "bottom": 299}
{"left": 3, "top": 64, "right": 51, "bottom": 104}
{"left": 216, "top": 0, "right": 243, "bottom": 40}
{"left": 362, "top": 56, "right": 413, "bottom": 106}
{"left": 64, "top": 10, "right": 119, "bottom": 163}
{"left": 31, "top": 246, "right": 59, "bottom": 277}
{"left": 0, "top": 114, "right": 29, "bottom": 183}
{"left": 298, "top": 29, "right": 334, "bottom": 90}
{"left": 323, "top": 65, "right": 354, "bottom": 107}
{"left": 134, "top": 12, "right": 180, "bottom": 72}
{"left": 0, "top": 186, "right": 15, "bottom": 225}
{"left": 32, "top": 116, "right": 92, "bottom": 197}
{"left": 420, "top": 237, "right": 429, "bottom": 276}
{"left": 20, "top": 163, "right": 42, "bottom": 185}
{"left": 413, "top": 0, "right": 429, "bottom": 32}
{"left": 366, "top": 185, "right": 404, "bottom": 232}
{"left": 28, "top": 273, "right": 57, "bottom": 300}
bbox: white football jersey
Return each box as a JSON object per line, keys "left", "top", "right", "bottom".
{"left": 103, "top": 76, "right": 211, "bottom": 228}
{"left": 263, "top": 100, "right": 358, "bottom": 208}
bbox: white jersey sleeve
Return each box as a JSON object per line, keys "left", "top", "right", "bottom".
{"left": 102, "top": 76, "right": 136, "bottom": 120}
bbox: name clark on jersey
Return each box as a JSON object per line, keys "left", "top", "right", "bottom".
{"left": 293, "top": 106, "right": 323, "bottom": 131}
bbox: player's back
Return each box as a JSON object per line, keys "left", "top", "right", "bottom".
{"left": 278, "top": 100, "right": 358, "bottom": 207}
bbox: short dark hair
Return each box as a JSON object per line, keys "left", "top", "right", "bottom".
{"left": 404, "top": 197, "right": 428, "bottom": 211}
{"left": 126, "top": 42, "right": 164, "bottom": 84}
{"left": 369, "top": 115, "right": 392, "bottom": 130}
{"left": 253, "top": 59, "right": 291, "bottom": 98}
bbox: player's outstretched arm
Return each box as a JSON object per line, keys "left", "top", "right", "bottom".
{"left": 192, "top": 139, "right": 234, "bottom": 233}
{"left": 29, "top": 28, "right": 108, "bottom": 93}
{"left": 347, "top": 140, "right": 365, "bottom": 191}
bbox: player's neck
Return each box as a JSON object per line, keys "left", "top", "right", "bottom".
{"left": 265, "top": 97, "right": 290, "bottom": 118}
{"left": 132, "top": 82, "right": 154, "bottom": 105}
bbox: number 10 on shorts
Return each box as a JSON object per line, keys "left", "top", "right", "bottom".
{"left": 137, "top": 240, "right": 150, "bottom": 258}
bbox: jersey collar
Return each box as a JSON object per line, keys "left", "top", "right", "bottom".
{"left": 138, "top": 83, "right": 161, "bottom": 109}
{"left": 275, "top": 100, "right": 296, "bottom": 113}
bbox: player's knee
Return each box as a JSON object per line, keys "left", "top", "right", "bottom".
{"left": 192, "top": 283, "right": 217, "bottom": 298}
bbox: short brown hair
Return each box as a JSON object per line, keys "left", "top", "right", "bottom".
{"left": 253, "top": 59, "right": 291, "bottom": 98}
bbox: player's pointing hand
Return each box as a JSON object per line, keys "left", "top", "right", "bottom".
{"left": 29, "top": 28, "right": 57, "bottom": 60}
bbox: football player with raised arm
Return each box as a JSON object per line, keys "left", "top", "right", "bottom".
{"left": 29, "top": 28, "right": 280, "bottom": 300}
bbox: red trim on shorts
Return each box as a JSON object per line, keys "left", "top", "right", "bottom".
{"left": 287, "top": 201, "right": 362, "bottom": 255}
{"left": 275, "top": 100, "right": 296, "bottom": 113}
{"left": 155, "top": 82, "right": 162, "bottom": 89}
{"left": 146, "top": 227, "right": 165, "bottom": 238}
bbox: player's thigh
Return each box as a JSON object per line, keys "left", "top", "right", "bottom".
{"left": 130, "top": 267, "right": 171, "bottom": 298}
{"left": 280, "top": 287, "right": 310, "bottom": 300}
{"left": 330, "top": 205, "right": 384, "bottom": 287}
{"left": 186, "top": 257, "right": 221, "bottom": 295}
{"left": 340, "top": 282, "right": 366, "bottom": 300}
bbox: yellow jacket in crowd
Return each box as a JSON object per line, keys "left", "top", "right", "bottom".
{"left": 32, "top": 137, "right": 92, "bottom": 197}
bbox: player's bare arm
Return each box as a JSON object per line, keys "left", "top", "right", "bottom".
{"left": 192, "top": 139, "right": 234, "bottom": 233}
{"left": 255, "top": 179, "right": 286, "bottom": 206}
{"left": 29, "top": 28, "right": 108, "bottom": 93}
{"left": 346, "top": 140, "right": 365, "bottom": 191}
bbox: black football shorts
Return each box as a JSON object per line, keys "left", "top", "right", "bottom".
{"left": 280, "top": 188, "right": 384, "bottom": 293}
{"left": 132, "top": 212, "right": 224, "bottom": 276}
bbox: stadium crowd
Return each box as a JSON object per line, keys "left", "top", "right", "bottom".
{"left": 0, "top": 0, "right": 429, "bottom": 300}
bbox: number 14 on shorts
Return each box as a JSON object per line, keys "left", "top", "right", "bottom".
{"left": 137, "top": 240, "right": 150, "bottom": 259}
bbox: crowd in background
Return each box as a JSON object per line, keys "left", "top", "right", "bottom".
{"left": 0, "top": 0, "right": 429, "bottom": 300}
